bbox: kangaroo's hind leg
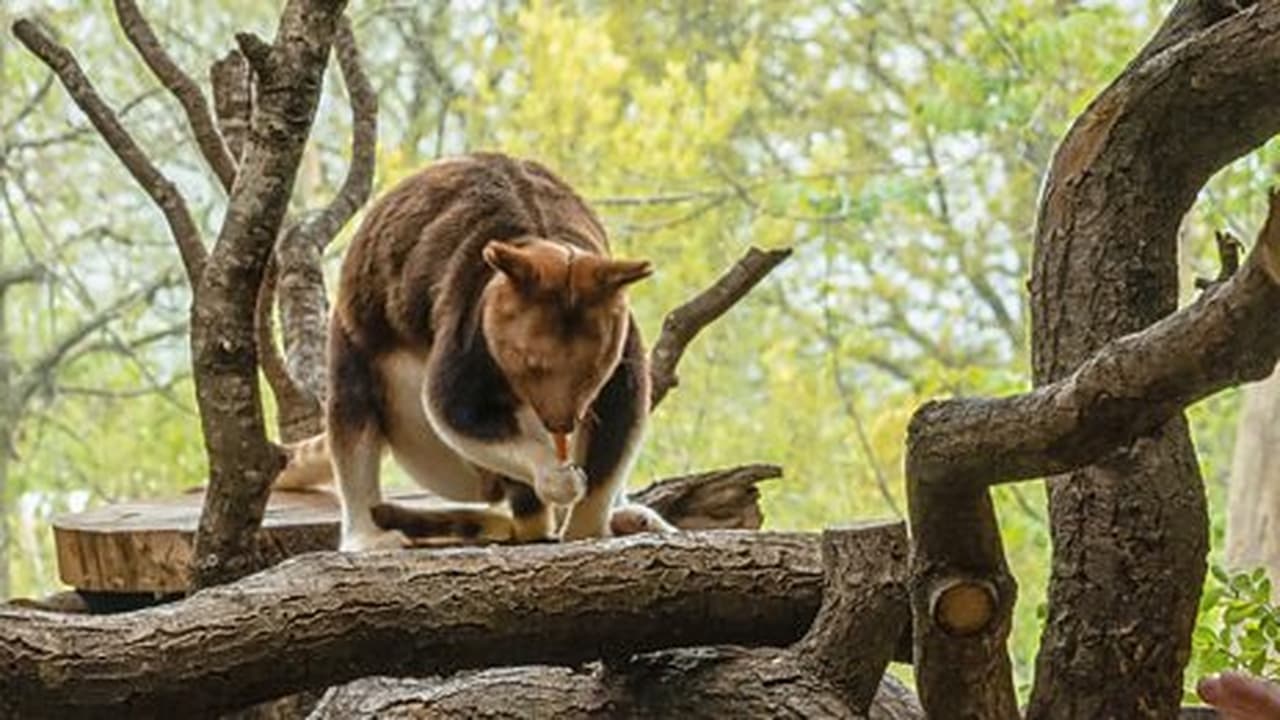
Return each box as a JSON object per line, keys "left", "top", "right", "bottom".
{"left": 329, "top": 325, "right": 406, "bottom": 551}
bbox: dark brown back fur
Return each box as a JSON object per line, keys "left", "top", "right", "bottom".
{"left": 336, "top": 153, "right": 611, "bottom": 355}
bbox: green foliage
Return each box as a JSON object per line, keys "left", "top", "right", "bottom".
{"left": 1187, "top": 565, "right": 1280, "bottom": 701}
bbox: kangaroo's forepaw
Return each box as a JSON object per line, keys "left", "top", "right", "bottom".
{"left": 610, "top": 504, "right": 677, "bottom": 536}
{"left": 535, "top": 464, "right": 587, "bottom": 506}
{"left": 340, "top": 527, "right": 410, "bottom": 552}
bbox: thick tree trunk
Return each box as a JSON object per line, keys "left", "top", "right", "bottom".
{"left": 1227, "top": 363, "right": 1280, "bottom": 602}
{"left": 1025, "top": 3, "right": 1280, "bottom": 717}
{"left": 904, "top": 182, "right": 1280, "bottom": 716}
{"left": 0, "top": 528, "right": 908, "bottom": 718}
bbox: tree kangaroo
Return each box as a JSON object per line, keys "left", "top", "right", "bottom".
{"left": 278, "top": 153, "right": 672, "bottom": 550}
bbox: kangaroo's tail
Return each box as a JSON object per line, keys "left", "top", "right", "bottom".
{"left": 275, "top": 432, "right": 333, "bottom": 490}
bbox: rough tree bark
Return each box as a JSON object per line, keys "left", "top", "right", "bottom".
{"left": 1226, "top": 362, "right": 1280, "bottom": 602}
{"left": 907, "top": 181, "right": 1280, "bottom": 718}
{"left": 187, "top": 0, "right": 349, "bottom": 587}
{"left": 311, "top": 672, "right": 922, "bottom": 720}
{"left": 309, "top": 525, "right": 914, "bottom": 720}
{"left": 0, "top": 527, "right": 908, "bottom": 718}
{"left": 629, "top": 463, "right": 779, "bottom": 529}
{"left": 1026, "top": 2, "right": 1280, "bottom": 716}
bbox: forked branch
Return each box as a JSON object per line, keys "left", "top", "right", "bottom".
{"left": 907, "top": 189, "right": 1280, "bottom": 718}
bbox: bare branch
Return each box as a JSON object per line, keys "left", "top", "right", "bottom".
{"left": 304, "top": 16, "right": 377, "bottom": 247}
{"left": 112, "top": 0, "right": 237, "bottom": 191}
{"left": 313, "top": 527, "right": 913, "bottom": 720}
{"left": 1195, "top": 230, "right": 1244, "bottom": 290}
{"left": 255, "top": 256, "right": 322, "bottom": 441}
{"left": 1, "top": 73, "right": 54, "bottom": 134}
{"left": 266, "top": 16, "right": 378, "bottom": 416}
{"left": 67, "top": 320, "right": 188, "bottom": 362}
{"left": 649, "top": 246, "right": 792, "bottom": 408}
{"left": 10, "top": 18, "right": 207, "bottom": 283}
{"left": 909, "top": 182, "right": 1280, "bottom": 717}
{"left": 630, "top": 463, "right": 780, "bottom": 529}
{"left": 910, "top": 190, "right": 1280, "bottom": 492}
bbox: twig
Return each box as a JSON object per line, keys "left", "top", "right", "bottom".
{"left": 649, "top": 246, "right": 792, "bottom": 408}
{"left": 11, "top": 18, "right": 207, "bottom": 284}
{"left": 302, "top": 16, "right": 376, "bottom": 246}
{"left": 1195, "top": 230, "right": 1244, "bottom": 290}
{"left": 112, "top": 0, "right": 237, "bottom": 191}
{"left": 820, "top": 284, "right": 901, "bottom": 517}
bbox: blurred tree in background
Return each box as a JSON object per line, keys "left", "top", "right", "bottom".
{"left": 2, "top": 0, "right": 1275, "bottom": 699}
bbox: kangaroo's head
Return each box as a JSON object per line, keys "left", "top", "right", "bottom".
{"left": 481, "top": 238, "right": 651, "bottom": 441}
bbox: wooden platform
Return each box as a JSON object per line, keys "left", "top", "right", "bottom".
{"left": 52, "top": 489, "right": 453, "bottom": 593}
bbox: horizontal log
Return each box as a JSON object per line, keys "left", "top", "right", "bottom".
{"left": 311, "top": 524, "right": 916, "bottom": 719}
{"left": 311, "top": 663, "right": 924, "bottom": 720}
{"left": 0, "top": 526, "right": 905, "bottom": 718}
{"left": 51, "top": 465, "right": 778, "bottom": 594}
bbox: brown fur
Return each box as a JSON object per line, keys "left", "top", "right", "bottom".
{"left": 292, "top": 152, "right": 668, "bottom": 550}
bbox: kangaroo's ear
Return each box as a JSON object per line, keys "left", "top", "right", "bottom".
{"left": 483, "top": 241, "right": 537, "bottom": 287}
{"left": 595, "top": 258, "right": 653, "bottom": 293}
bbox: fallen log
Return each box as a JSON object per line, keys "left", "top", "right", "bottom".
{"left": 48, "top": 464, "right": 779, "bottom": 597}
{"left": 0, "top": 526, "right": 905, "bottom": 718}
{"left": 311, "top": 671, "right": 923, "bottom": 720}
{"left": 309, "top": 525, "right": 913, "bottom": 719}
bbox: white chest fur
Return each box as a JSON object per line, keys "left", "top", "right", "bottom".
{"left": 376, "top": 351, "right": 488, "bottom": 501}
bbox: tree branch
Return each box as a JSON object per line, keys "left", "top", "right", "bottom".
{"left": 313, "top": 672, "right": 924, "bottom": 720}
{"left": 0, "top": 72, "right": 54, "bottom": 134}
{"left": 907, "top": 189, "right": 1280, "bottom": 717}
{"left": 912, "top": 193, "right": 1280, "bottom": 489}
{"left": 189, "top": 0, "right": 348, "bottom": 588}
{"left": 0, "top": 529, "right": 915, "bottom": 717}
{"left": 300, "top": 16, "right": 376, "bottom": 248}
{"left": 1024, "top": 3, "right": 1280, "bottom": 714}
{"left": 112, "top": 0, "right": 237, "bottom": 191}
{"left": 630, "top": 463, "right": 779, "bottom": 529}
{"left": 255, "top": 255, "right": 321, "bottom": 441}
{"left": 649, "top": 246, "right": 792, "bottom": 408}
{"left": 11, "top": 18, "right": 207, "bottom": 284}
{"left": 270, "top": 17, "right": 376, "bottom": 409}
